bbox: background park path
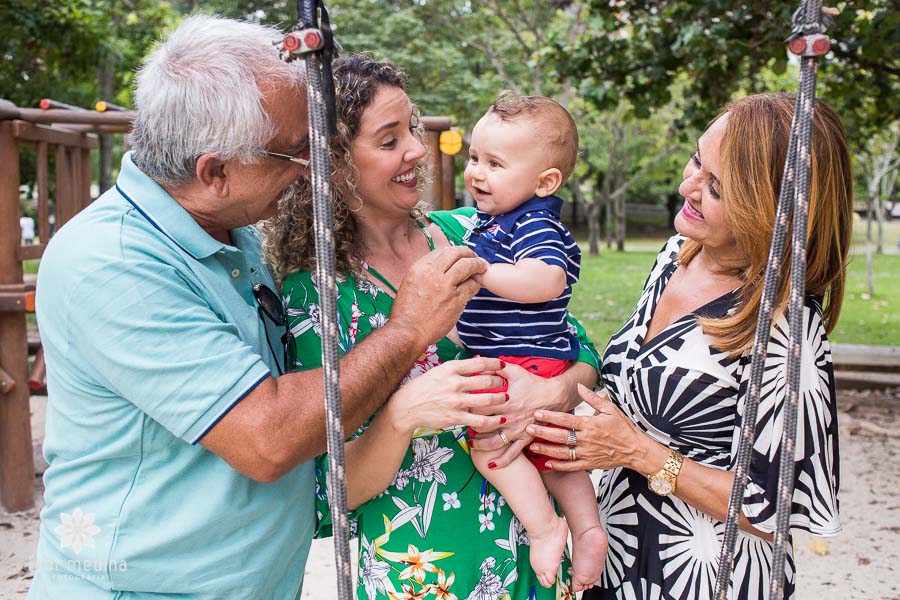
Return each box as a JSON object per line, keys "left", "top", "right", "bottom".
{"left": 2, "top": 388, "right": 899, "bottom": 599}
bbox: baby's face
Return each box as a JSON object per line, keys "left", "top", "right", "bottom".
{"left": 464, "top": 113, "right": 550, "bottom": 216}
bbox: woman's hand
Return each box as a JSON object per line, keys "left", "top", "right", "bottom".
{"left": 383, "top": 357, "right": 508, "bottom": 436}
{"left": 467, "top": 361, "right": 597, "bottom": 467}
{"left": 526, "top": 384, "right": 657, "bottom": 473}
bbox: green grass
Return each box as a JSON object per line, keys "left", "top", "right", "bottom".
{"left": 571, "top": 240, "right": 900, "bottom": 350}
{"left": 833, "top": 253, "right": 900, "bottom": 346}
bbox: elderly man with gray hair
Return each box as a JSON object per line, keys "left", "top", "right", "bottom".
{"left": 30, "top": 15, "right": 487, "bottom": 599}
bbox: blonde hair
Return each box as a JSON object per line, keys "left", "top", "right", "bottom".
{"left": 263, "top": 54, "right": 428, "bottom": 283}
{"left": 488, "top": 92, "right": 579, "bottom": 181}
{"left": 678, "top": 92, "right": 853, "bottom": 356}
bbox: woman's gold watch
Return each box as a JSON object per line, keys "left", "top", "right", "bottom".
{"left": 647, "top": 448, "right": 685, "bottom": 496}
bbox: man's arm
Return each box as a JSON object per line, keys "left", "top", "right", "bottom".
{"left": 200, "top": 246, "right": 486, "bottom": 482}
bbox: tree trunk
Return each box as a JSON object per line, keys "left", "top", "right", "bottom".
{"left": 97, "top": 35, "right": 117, "bottom": 193}
{"left": 587, "top": 201, "right": 600, "bottom": 257}
{"left": 865, "top": 193, "right": 875, "bottom": 295}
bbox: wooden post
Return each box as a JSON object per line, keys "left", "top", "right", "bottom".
{"left": 0, "top": 121, "right": 35, "bottom": 511}
{"left": 425, "top": 130, "right": 441, "bottom": 212}
{"left": 441, "top": 152, "right": 455, "bottom": 211}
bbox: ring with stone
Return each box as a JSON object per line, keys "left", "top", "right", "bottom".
{"left": 565, "top": 429, "right": 577, "bottom": 448}
{"left": 499, "top": 430, "right": 511, "bottom": 446}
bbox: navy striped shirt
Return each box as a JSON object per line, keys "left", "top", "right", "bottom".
{"left": 458, "top": 195, "right": 581, "bottom": 360}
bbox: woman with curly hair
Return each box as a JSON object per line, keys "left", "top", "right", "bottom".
{"left": 265, "top": 54, "right": 601, "bottom": 598}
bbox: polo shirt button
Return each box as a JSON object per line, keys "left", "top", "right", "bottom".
{"left": 217, "top": 250, "right": 225, "bottom": 256}
{"left": 231, "top": 269, "right": 240, "bottom": 278}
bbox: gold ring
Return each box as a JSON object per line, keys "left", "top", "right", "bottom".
{"left": 499, "top": 430, "right": 511, "bottom": 446}
{"left": 569, "top": 446, "right": 577, "bottom": 461}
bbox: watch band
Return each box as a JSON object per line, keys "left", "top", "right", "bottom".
{"left": 647, "top": 448, "right": 684, "bottom": 496}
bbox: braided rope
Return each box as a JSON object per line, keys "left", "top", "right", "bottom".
{"left": 713, "top": 1, "right": 823, "bottom": 598}
{"left": 300, "top": 2, "right": 353, "bottom": 598}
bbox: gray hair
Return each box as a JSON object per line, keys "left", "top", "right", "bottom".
{"left": 131, "top": 14, "right": 305, "bottom": 186}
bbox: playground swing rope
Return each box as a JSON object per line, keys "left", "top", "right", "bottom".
{"left": 285, "top": 0, "right": 836, "bottom": 598}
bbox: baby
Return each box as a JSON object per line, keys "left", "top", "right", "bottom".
{"left": 459, "top": 93, "right": 607, "bottom": 590}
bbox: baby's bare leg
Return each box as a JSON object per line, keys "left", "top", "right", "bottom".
{"left": 542, "top": 470, "right": 608, "bottom": 591}
{"left": 470, "top": 445, "right": 567, "bottom": 588}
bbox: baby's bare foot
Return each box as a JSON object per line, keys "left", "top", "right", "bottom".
{"left": 528, "top": 516, "right": 568, "bottom": 588}
{"left": 571, "top": 525, "right": 608, "bottom": 592}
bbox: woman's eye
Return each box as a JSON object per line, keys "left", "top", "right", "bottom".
{"left": 708, "top": 182, "right": 721, "bottom": 200}
{"left": 691, "top": 153, "right": 701, "bottom": 168}
{"left": 489, "top": 160, "right": 501, "bottom": 168}
{"left": 381, "top": 138, "right": 397, "bottom": 149}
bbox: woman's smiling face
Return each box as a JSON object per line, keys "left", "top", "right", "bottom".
{"left": 674, "top": 113, "right": 736, "bottom": 254}
{"left": 349, "top": 85, "right": 426, "bottom": 216}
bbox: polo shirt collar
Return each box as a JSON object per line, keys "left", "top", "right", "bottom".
{"left": 115, "top": 152, "right": 227, "bottom": 260}
{"left": 475, "top": 194, "right": 564, "bottom": 231}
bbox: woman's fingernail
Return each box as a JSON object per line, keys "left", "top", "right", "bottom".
{"left": 534, "top": 411, "right": 544, "bottom": 420}
{"left": 488, "top": 461, "right": 497, "bottom": 469}
{"left": 504, "top": 393, "right": 510, "bottom": 401}
{"left": 525, "top": 426, "right": 534, "bottom": 435}
{"left": 499, "top": 360, "right": 507, "bottom": 368}
{"left": 500, "top": 417, "right": 507, "bottom": 424}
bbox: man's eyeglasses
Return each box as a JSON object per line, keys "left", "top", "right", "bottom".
{"left": 252, "top": 283, "right": 296, "bottom": 376}
{"left": 261, "top": 150, "right": 309, "bottom": 168}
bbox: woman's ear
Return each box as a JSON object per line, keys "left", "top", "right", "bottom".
{"left": 534, "top": 168, "right": 563, "bottom": 197}
{"left": 196, "top": 154, "right": 229, "bottom": 197}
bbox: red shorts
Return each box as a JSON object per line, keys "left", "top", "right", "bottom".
{"left": 468, "top": 355, "right": 571, "bottom": 472}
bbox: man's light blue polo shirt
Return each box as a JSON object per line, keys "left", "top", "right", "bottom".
{"left": 30, "top": 153, "right": 314, "bottom": 599}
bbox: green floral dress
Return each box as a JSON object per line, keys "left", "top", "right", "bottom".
{"left": 282, "top": 208, "right": 601, "bottom": 600}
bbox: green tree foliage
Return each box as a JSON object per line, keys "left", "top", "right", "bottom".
{"left": 556, "top": 1, "right": 899, "bottom": 143}
{"left": 0, "top": 0, "right": 104, "bottom": 108}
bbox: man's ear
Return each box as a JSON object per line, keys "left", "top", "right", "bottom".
{"left": 534, "top": 167, "right": 563, "bottom": 197}
{"left": 196, "top": 155, "right": 229, "bottom": 197}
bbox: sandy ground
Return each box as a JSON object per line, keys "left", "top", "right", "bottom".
{"left": 2, "top": 389, "right": 899, "bottom": 599}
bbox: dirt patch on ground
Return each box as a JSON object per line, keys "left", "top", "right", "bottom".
{"left": 3, "top": 390, "right": 899, "bottom": 599}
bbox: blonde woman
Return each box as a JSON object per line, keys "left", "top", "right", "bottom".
{"left": 527, "top": 93, "right": 852, "bottom": 599}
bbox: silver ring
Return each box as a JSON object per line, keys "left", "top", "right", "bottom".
{"left": 569, "top": 446, "right": 577, "bottom": 461}
{"left": 565, "top": 429, "right": 577, "bottom": 448}
{"left": 499, "top": 430, "right": 511, "bottom": 446}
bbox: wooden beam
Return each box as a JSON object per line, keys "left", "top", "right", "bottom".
{"left": 420, "top": 116, "right": 451, "bottom": 131}
{"left": 12, "top": 121, "right": 97, "bottom": 149}
{"left": 16, "top": 244, "right": 45, "bottom": 261}
{"left": 0, "top": 100, "right": 134, "bottom": 126}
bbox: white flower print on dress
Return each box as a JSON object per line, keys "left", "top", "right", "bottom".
{"left": 306, "top": 302, "right": 323, "bottom": 337}
{"left": 478, "top": 512, "right": 495, "bottom": 533}
{"left": 361, "top": 538, "right": 391, "bottom": 599}
{"left": 54, "top": 507, "right": 100, "bottom": 555}
{"left": 369, "top": 313, "right": 389, "bottom": 330}
{"left": 465, "top": 557, "right": 508, "bottom": 600}
{"left": 442, "top": 492, "right": 461, "bottom": 511}
{"left": 408, "top": 436, "right": 454, "bottom": 485}
{"left": 357, "top": 276, "right": 380, "bottom": 298}
{"left": 393, "top": 469, "right": 411, "bottom": 491}
{"left": 401, "top": 344, "right": 442, "bottom": 386}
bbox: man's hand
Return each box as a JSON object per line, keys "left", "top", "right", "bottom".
{"left": 391, "top": 246, "right": 486, "bottom": 347}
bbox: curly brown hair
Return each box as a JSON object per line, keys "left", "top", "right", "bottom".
{"left": 263, "top": 54, "right": 429, "bottom": 283}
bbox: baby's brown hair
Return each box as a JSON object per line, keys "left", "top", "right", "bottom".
{"left": 488, "top": 91, "right": 579, "bottom": 181}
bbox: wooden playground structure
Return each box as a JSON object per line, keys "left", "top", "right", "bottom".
{"left": 0, "top": 99, "right": 456, "bottom": 511}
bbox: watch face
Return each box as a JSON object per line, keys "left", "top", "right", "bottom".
{"left": 650, "top": 478, "right": 673, "bottom": 495}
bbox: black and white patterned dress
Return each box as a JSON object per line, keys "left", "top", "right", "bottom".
{"left": 586, "top": 236, "right": 841, "bottom": 600}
